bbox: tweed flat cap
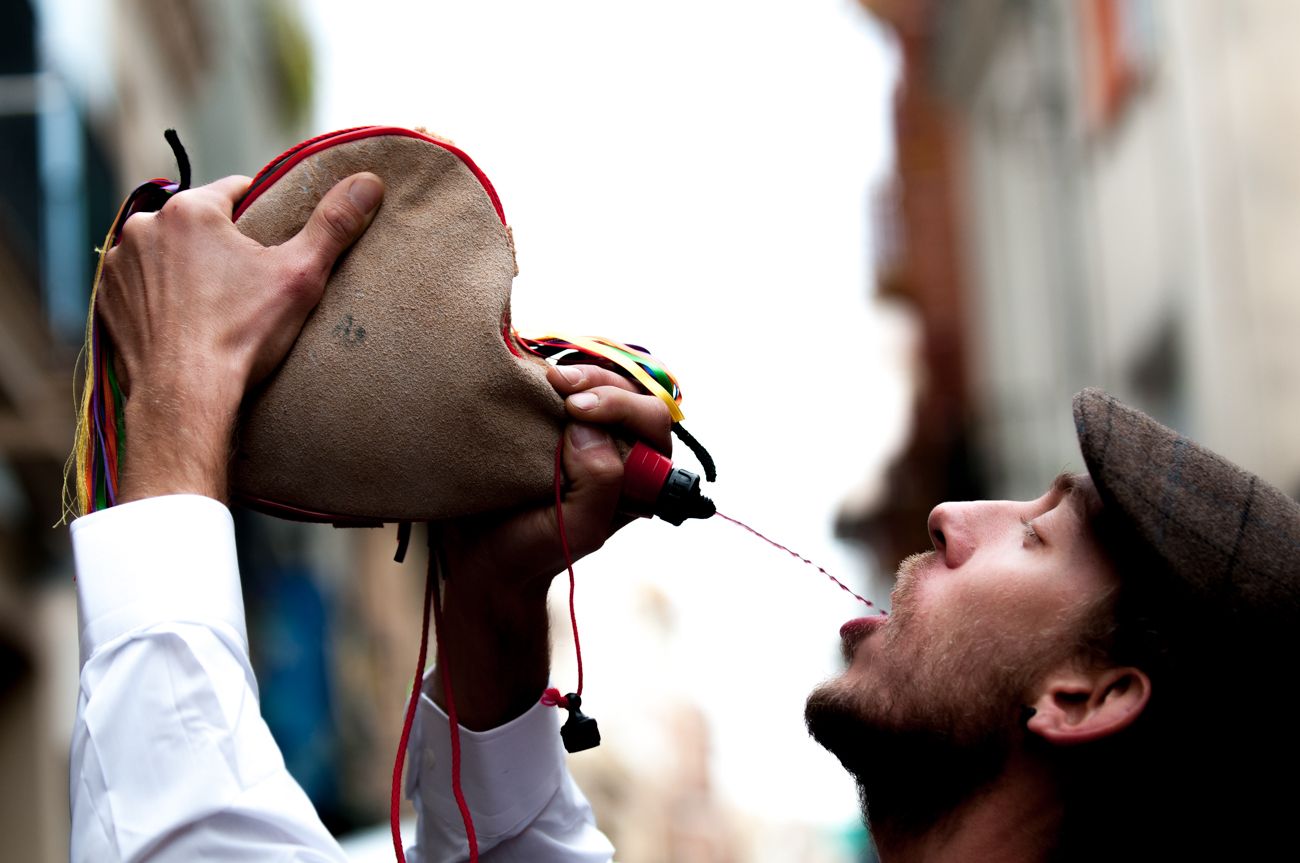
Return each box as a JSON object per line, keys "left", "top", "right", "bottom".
{"left": 1073, "top": 388, "right": 1300, "bottom": 629}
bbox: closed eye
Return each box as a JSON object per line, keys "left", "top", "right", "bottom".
{"left": 1022, "top": 519, "right": 1042, "bottom": 546}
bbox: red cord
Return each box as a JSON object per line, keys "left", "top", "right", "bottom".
{"left": 390, "top": 542, "right": 479, "bottom": 863}
{"left": 389, "top": 548, "right": 433, "bottom": 862}
{"left": 430, "top": 546, "right": 480, "bottom": 861}
{"left": 552, "top": 439, "right": 584, "bottom": 698}
{"left": 390, "top": 439, "right": 584, "bottom": 863}
{"left": 541, "top": 688, "right": 570, "bottom": 708}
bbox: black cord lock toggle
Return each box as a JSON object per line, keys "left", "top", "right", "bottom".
{"left": 558, "top": 693, "right": 601, "bottom": 753}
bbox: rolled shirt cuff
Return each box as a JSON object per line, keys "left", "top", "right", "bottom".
{"left": 71, "top": 494, "right": 246, "bottom": 668}
{"left": 410, "top": 686, "right": 569, "bottom": 842}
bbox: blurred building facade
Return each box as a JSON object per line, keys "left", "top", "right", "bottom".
{"left": 0, "top": 2, "right": 363, "bottom": 860}
{"left": 1, "top": 2, "right": 116, "bottom": 860}
{"left": 853, "top": 0, "right": 1300, "bottom": 572}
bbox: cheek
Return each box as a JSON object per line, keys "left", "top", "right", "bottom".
{"left": 896, "top": 575, "right": 979, "bottom": 628}
{"left": 882, "top": 580, "right": 946, "bottom": 656}
{"left": 886, "top": 575, "right": 1023, "bottom": 663}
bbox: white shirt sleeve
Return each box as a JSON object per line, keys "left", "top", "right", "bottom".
{"left": 70, "top": 495, "right": 346, "bottom": 862}
{"left": 69, "top": 494, "right": 615, "bottom": 863}
{"left": 405, "top": 693, "right": 614, "bottom": 862}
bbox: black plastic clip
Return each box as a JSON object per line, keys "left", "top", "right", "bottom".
{"left": 558, "top": 693, "right": 601, "bottom": 753}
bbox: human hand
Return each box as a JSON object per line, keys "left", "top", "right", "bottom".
{"left": 432, "top": 363, "right": 673, "bottom": 728}
{"left": 441, "top": 363, "right": 673, "bottom": 593}
{"left": 96, "top": 172, "right": 384, "bottom": 504}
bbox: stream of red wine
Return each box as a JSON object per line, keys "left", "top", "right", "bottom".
{"left": 715, "top": 511, "right": 887, "bottom": 615}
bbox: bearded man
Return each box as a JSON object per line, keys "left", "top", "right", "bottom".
{"left": 69, "top": 175, "right": 1297, "bottom": 862}
{"left": 807, "top": 395, "right": 1297, "bottom": 860}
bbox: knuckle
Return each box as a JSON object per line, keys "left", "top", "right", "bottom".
{"left": 653, "top": 401, "right": 673, "bottom": 433}
{"left": 278, "top": 254, "right": 327, "bottom": 303}
{"left": 116, "top": 211, "right": 152, "bottom": 246}
{"left": 278, "top": 260, "right": 317, "bottom": 298}
{"left": 595, "top": 385, "right": 634, "bottom": 415}
{"left": 622, "top": 388, "right": 673, "bottom": 432}
{"left": 316, "top": 200, "right": 359, "bottom": 245}
{"left": 162, "top": 190, "right": 204, "bottom": 220}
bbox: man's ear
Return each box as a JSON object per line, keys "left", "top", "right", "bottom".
{"left": 1025, "top": 665, "right": 1150, "bottom": 745}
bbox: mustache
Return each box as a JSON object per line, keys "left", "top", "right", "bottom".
{"left": 887, "top": 550, "right": 937, "bottom": 623}
{"left": 836, "top": 550, "right": 935, "bottom": 662}
{"left": 895, "top": 550, "right": 936, "bottom": 586}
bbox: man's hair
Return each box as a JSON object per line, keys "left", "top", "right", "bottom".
{"left": 1052, "top": 493, "right": 1275, "bottom": 859}
{"left": 1075, "top": 495, "right": 1174, "bottom": 676}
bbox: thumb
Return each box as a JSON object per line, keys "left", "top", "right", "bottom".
{"left": 283, "top": 172, "right": 384, "bottom": 281}
{"left": 554, "top": 423, "right": 626, "bottom": 559}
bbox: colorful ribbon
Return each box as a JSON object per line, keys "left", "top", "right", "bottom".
{"left": 520, "top": 333, "right": 685, "bottom": 422}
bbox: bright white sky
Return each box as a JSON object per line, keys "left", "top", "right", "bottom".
{"left": 307, "top": 0, "right": 908, "bottom": 845}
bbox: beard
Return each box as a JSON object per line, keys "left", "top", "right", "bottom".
{"left": 805, "top": 654, "right": 1022, "bottom": 837}
{"left": 805, "top": 552, "right": 1069, "bottom": 838}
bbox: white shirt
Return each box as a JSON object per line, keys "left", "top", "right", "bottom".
{"left": 69, "top": 494, "right": 616, "bottom": 862}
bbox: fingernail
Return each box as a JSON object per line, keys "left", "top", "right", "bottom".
{"left": 348, "top": 175, "right": 383, "bottom": 214}
{"left": 569, "top": 424, "right": 610, "bottom": 451}
{"left": 569, "top": 392, "right": 598, "bottom": 411}
{"left": 556, "top": 365, "right": 584, "bottom": 385}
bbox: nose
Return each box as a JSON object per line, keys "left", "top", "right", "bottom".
{"left": 926, "top": 505, "right": 947, "bottom": 552}
{"left": 926, "top": 502, "right": 972, "bottom": 568}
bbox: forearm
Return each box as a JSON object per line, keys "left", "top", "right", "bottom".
{"left": 118, "top": 380, "right": 242, "bottom": 504}
{"left": 430, "top": 558, "right": 553, "bottom": 730}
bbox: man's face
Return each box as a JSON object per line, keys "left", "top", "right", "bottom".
{"left": 806, "top": 474, "right": 1119, "bottom": 809}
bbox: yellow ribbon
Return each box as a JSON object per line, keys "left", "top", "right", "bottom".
{"left": 528, "top": 332, "right": 685, "bottom": 422}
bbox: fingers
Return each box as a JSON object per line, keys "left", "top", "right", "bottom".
{"left": 281, "top": 172, "right": 385, "bottom": 286}
{"left": 199, "top": 175, "right": 254, "bottom": 207}
{"left": 145, "top": 176, "right": 252, "bottom": 242}
{"left": 565, "top": 385, "right": 673, "bottom": 453}
{"left": 548, "top": 364, "right": 644, "bottom": 395}
{"left": 155, "top": 176, "right": 252, "bottom": 221}
{"left": 441, "top": 418, "right": 640, "bottom": 589}
{"left": 546, "top": 363, "right": 674, "bottom": 451}
{"left": 555, "top": 423, "right": 626, "bottom": 557}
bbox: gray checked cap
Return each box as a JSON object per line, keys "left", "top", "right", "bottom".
{"left": 1073, "top": 388, "right": 1300, "bottom": 633}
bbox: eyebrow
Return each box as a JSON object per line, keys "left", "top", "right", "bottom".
{"left": 1048, "top": 471, "right": 1091, "bottom": 520}
{"left": 1051, "top": 472, "right": 1080, "bottom": 497}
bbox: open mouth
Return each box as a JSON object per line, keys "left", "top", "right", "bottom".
{"left": 839, "top": 615, "right": 886, "bottom": 662}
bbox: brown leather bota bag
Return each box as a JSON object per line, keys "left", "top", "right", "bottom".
{"left": 229, "top": 127, "right": 565, "bottom": 524}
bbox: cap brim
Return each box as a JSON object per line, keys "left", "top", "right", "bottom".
{"left": 1073, "top": 388, "right": 1300, "bottom": 624}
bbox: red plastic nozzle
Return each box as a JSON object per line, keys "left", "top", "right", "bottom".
{"left": 620, "top": 442, "right": 716, "bottom": 525}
